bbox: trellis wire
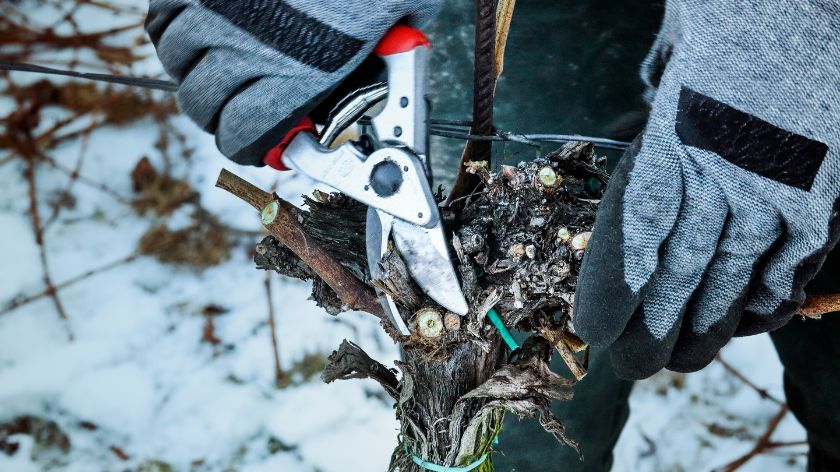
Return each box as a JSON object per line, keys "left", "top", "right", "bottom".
{"left": 0, "top": 60, "right": 630, "bottom": 151}
{"left": 429, "top": 119, "right": 630, "bottom": 151}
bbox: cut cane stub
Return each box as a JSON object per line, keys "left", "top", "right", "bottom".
{"left": 537, "top": 165, "right": 560, "bottom": 188}
{"left": 444, "top": 312, "right": 461, "bottom": 332}
{"left": 261, "top": 201, "right": 279, "bottom": 225}
{"left": 557, "top": 226, "right": 572, "bottom": 243}
{"left": 416, "top": 308, "right": 444, "bottom": 338}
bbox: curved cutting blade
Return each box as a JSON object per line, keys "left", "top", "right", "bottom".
{"left": 365, "top": 208, "right": 411, "bottom": 335}
{"left": 392, "top": 218, "right": 469, "bottom": 316}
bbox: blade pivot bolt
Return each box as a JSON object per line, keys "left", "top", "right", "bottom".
{"left": 370, "top": 160, "right": 403, "bottom": 197}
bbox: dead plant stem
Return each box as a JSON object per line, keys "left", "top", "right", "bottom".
{"left": 23, "top": 141, "right": 73, "bottom": 340}
{"left": 264, "top": 272, "right": 288, "bottom": 387}
{"left": 0, "top": 253, "right": 139, "bottom": 317}
{"left": 715, "top": 354, "right": 784, "bottom": 405}
{"left": 714, "top": 404, "right": 790, "bottom": 472}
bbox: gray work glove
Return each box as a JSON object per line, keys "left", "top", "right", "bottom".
{"left": 573, "top": 0, "right": 840, "bottom": 380}
{"left": 145, "top": 0, "right": 441, "bottom": 165}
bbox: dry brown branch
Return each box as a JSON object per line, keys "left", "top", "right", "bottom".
{"left": 264, "top": 272, "right": 289, "bottom": 388}
{"left": 0, "top": 254, "right": 138, "bottom": 315}
{"left": 1, "top": 83, "right": 163, "bottom": 207}
{"left": 0, "top": 8, "right": 187, "bottom": 343}
{"left": 539, "top": 326, "right": 587, "bottom": 380}
{"left": 765, "top": 440, "right": 808, "bottom": 448}
{"left": 25, "top": 131, "right": 131, "bottom": 206}
{"left": 713, "top": 404, "right": 790, "bottom": 472}
{"left": 43, "top": 125, "right": 93, "bottom": 230}
{"left": 215, "top": 169, "right": 384, "bottom": 319}
{"left": 798, "top": 293, "right": 840, "bottom": 318}
{"left": 0, "top": 20, "right": 142, "bottom": 55}
{"left": 714, "top": 355, "right": 808, "bottom": 471}
{"left": 715, "top": 354, "right": 784, "bottom": 405}
{"left": 13, "top": 104, "right": 74, "bottom": 339}
{"left": 108, "top": 445, "right": 130, "bottom": 461}
{"left": 1, "top": 253, "right": 138, "bottom": 317}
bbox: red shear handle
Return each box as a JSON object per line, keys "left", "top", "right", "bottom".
{"left": 374, "top": 24, "right": 430, "bottom": 56}
{"left": 263, "top": 116, "right": 316, "bottom": 170}
{"left": 263, "top": 25, "right": 429, "bottom": 170}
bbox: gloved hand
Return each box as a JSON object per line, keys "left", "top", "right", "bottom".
{"left": 145, "top": 0, "right": 441, "bottom": 166}
{"left": 573, "top": 0, "right": 840, "bottom": 380}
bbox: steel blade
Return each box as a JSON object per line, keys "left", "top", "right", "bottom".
{"left": 365, "top": 208, "right": 411, "bottom": 335}
{"left": 392, "top": 219, "right": 469, "bottom": 315}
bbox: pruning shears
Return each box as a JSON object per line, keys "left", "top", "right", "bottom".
{"left": 273, "top": 25, "right": 469, "bottom": 335}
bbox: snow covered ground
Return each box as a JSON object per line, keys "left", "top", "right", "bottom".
{"left": 0, "top": 2, "right": 807, "bottom": 471}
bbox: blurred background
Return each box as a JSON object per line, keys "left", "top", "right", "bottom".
{"left": 0, "top": 1, "right": 807, "bottom": 471}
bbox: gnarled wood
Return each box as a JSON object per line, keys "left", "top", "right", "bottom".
{"left": 235, "top": 142, "right": 605, "bottom": 471}
{"left": 215, "top": 169, "right": 383, "bottom": 319}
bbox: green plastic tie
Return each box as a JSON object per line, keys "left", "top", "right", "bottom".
{"left": 408, "top": 450, "right": 488, "bottom": 472}
{"left": 405, "top": 436, "right": 499, "bottom": 472}
{"left": 487, "top": 308, "right": 519, "bottom": 351}
{"left": 404, "top": 307, "right": 511, "bottom": 471}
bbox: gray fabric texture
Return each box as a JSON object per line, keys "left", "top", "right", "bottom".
{"left": 574, "top": 0, "right": 840, "bottom": 380}
{"left": 145, "top": 0, "right": 441, "bottom": 165}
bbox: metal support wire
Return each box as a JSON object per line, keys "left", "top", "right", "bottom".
{"left": 429, "top": 120, "right": 630, "bottom": 151}
{"left": 0, "top": 60, "right": 178, "bottom": 92}
{"left": 0, "top": 60, "right": 630, "bottom": 151}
